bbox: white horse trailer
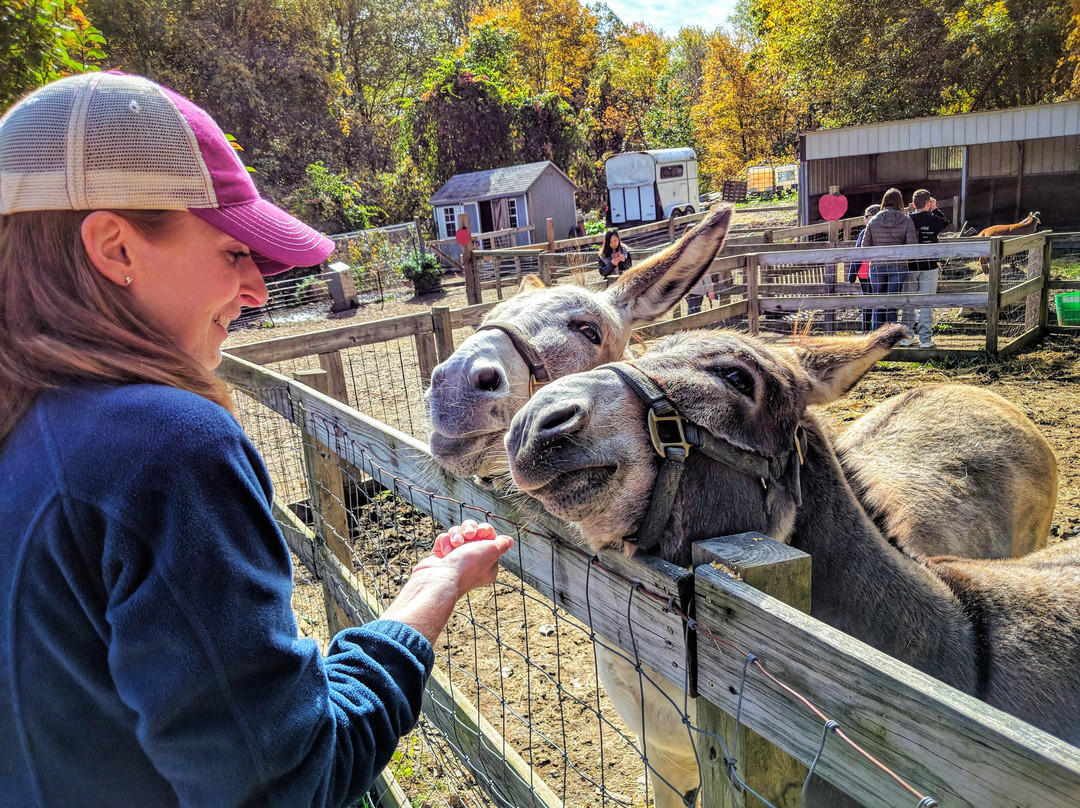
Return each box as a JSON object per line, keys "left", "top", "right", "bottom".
{"left": 605, "top": 148, "right": 699, "bottom": 226}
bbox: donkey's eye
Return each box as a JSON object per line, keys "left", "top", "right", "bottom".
{"left": 572, "top": 321, "right": 602, "bottom": 344}
{"left": 722, "top": 367, "right": 755, "bottom": 396}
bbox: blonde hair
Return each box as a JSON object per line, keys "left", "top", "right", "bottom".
{"left": 0, "top": 210, "right": 234, "bottom": 445}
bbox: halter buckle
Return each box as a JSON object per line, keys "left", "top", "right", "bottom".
{"left": 648, "top": 410, "right": 692, "bottom": 458}
{"left": 529, "top": 376, "right": 546, "bottom": 398}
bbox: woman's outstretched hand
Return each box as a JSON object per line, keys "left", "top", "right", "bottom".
{"left": 380, "top": 520, "right": 514, "bottom": 644}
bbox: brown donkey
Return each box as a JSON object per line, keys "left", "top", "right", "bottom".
{"left": 506, "top": 326, "right": 1078, "bottom": 807}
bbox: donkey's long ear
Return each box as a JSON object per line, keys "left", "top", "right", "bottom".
{"left": 606, "top": 205, "right": 733, "bottom": 328}
{"left": 781, "top": 325, "right": 908, "bottom": 405}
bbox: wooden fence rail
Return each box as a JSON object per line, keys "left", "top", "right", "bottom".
{"left": 218, "top": 354, "right": 1080, "bottom": 808}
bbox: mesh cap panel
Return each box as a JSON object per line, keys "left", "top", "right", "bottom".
{"left": 0, "top": 74, "right": 214, "bottom": 212}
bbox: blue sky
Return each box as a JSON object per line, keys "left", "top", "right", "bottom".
{"left": 601, "top": 0, "right": 739, "bottom": 35}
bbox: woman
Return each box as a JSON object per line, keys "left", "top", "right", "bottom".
{"left": 860, "top": 188, "right": 917, "bottom": 329}
{"left": 847, "top": 203, "right": 880, "bottom": 332}
{"left": 597, "top": 228, "right": 632, "bottom": 278}
{"left": 0, "top": 72, "right": 513, "bottom": 807}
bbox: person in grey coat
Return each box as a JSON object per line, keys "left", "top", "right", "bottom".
{"left": 861, "top": 187, "right": 917, "bottom": 329}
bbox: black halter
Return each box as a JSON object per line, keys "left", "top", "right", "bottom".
{"left": 475, "top": 322, "right": 551, "bottom": 397}
{"left": 601, "top": 362, "right": 806, "bottom": 553}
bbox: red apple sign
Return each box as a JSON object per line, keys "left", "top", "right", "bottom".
{"left": 455, "top": 227, "right": 472, "bottom": 246}
{"left": 818, "top": 193, "right": 848, "bottom": 221}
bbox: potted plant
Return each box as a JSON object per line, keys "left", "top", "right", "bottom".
{"left": 400, "top": 250, "right": 444, "bottom": 295}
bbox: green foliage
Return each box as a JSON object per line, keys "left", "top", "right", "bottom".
{"left": 287, "top": 161, "right": 378, "bottom": 235}
{"left": 399, "top": 249, "right": 444, "bottom": 293}
{"left": 1, "top": 0, "right": 108, "bottom": 109}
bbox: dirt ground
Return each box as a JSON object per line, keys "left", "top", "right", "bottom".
{"left": 224, "top": 205, "right": 1080, "bottom": 807}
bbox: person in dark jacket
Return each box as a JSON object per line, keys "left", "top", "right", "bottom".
{"left": 597, "top": 228, "right": 632, "bottom": 278}
{"left": 901, "top": 189, "right": 951, "bottom": 347}
{"left": 0, "top": 72, "right": 514, "bottom": 808}
{"left": 861, "top": 187, "right": 917, "bottom": 329}
{"left": 847, "top": 204, "right": 880, "bottom": 332}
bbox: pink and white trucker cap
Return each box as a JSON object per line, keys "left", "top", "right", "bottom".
{"left": 0, "top": 71, "right": 334, "bottom": 275}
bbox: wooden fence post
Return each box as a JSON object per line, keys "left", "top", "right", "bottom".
{"left": 986, "top": 236, "right": 1003, "bottom": 356}
{"left": 459, "top": 213, "right": 480, "bottom": 305}
{"left": 1024, "top": 234, "right": 1046, "bottom": 331}
{"left": 431, "top": 306, "right": 455, "bottom": 362}
{"left": 539, "top": 253, "right": 554, "bottom": 286}
{"left": 692, "top": 533, "right": 811, "bottom": 808}
{"left": 293, "top": 368, "right": 353, "bottom": 637}
{"left": 546, "top": 217, "right": 555, "bottom": 253}
{"left": 317, "top": 351, "right": 349, "bottom": 406}
{"left": 1039, "top": 236, "right": 1053, "bottom": 328}
{"left": 415, "top": 331, "right": 439, "bottom": 388}
{"left": 827, "top": 219, "right": 839, "bottom": 245}
{"left": 414, "top": 216, "right": 426, "bottom": 254}
{"left": 669, "top": 214, "right": 677, "bottom": 243}
{"left": 746, "top": 255, "right": 760, "bottom": 335}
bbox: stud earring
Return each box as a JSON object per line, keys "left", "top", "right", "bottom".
{"left": 124, "top": 276, "right": 133, "bottom": 286}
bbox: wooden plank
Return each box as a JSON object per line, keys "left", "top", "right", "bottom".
{"left": 998, "top": 325, "right": 1045, "bottom": 359}
{"left": 428, "top": 243, "right": 463, "bottom": 272}
{"left": 693, "top": 561, "right": 1080, "bottom": 808}
{"left": 1046, "top": 325, "right": 1080, "bottom": 334}
{"left": 229, "top": 312, "right": 432, "bottom": 365}
{"left": 220, "top": 354, "right": 693, "bottom": 690}
{"left": 1049, "top": 279, "right": 1080, "bottom": 291}
{"left": 757, "top": 241, "right": 989, "bottom": 266}
{"left": 271, "top": 501, "right": 562, "bottom": 808}
{"left": 758, "top": 292, "right": 986, "bottom": 313}
{"left": 1000, "top": 275, "right": 1044, "bottom": 308}
{"left": 448, "top": 300, "right": 500, "bottom": 329}
{"left": 634, "top": 301, "right": 749, "bottom": 339}
{"left": 693, "top": 535, "right": 811, "bottom": 808}
{"left": 414, "top": 331, "right": 438, "bottom": 388}
{"left": 1040, "top": 239, "right": 1053, "bottom": 327}
{"left": 1002, "top": 232, "right": 1046, "bottom": 257}
{"left": 430, "top": 306, "right": 455, "bottom": 362}
{"left": 986, "top": 237, "right": 1003, "bottom": 355}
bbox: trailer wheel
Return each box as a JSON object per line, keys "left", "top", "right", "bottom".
{"left": 682, "top": 206, "right": 695, "bottom": 216}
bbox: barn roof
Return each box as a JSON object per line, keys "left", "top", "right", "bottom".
{"left": 429, "top": 161, "right": 578, "bottom": 205}
{"left": 802, "top": 100, "right": 1080, "bottom": 160}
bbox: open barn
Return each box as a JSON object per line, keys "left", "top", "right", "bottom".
{"left": 799, "top": 101, "right": 1080, "bottom": 232}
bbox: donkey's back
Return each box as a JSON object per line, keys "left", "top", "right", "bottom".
{"left": 836, "top": 384, "right": 1057, "bottom": 559}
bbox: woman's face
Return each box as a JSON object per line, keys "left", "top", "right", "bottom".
{"left": 126, "top": 212, "right": 269, "bottom": 370}
{"left": 610, "top": 235, "right": 621, "bottom": 250}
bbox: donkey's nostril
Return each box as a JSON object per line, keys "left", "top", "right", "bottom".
{"left": 538, "top": 404, "right": 581, "bottom": 433}
{"left": 475, "top": 366, "right": 502, "bottom": 392}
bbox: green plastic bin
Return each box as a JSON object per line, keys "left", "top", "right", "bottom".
{"left": 1055, "top": 292, "right": 1080, "bottom": 326}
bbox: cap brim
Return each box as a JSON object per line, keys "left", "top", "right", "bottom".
{"left": 190, "top": 199, "right": 335, "bottom": 276}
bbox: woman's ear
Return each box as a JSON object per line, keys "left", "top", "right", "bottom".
{"left": 81, "top": 211, "right": 137, "bottom": 287}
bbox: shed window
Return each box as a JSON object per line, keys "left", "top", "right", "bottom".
{"left": 660, "top": 165, "right": 684, "bottom": 179}
{"left": 442, "top": 207, "right": 457, "bottom": 239}
{"left": 929, "top": 146, "right": 963, "bottom": 172}
{"left": 507, "top": 199, "right": 519, "bottom": 228}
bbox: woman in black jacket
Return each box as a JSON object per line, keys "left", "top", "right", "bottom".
{"left": 597, "top": 229, "right": 632, "bottom": 278}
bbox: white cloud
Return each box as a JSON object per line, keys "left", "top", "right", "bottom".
{"left": 600, "top": 0, "right": 738, "bottom": 35}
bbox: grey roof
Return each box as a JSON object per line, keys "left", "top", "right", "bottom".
{"left": 429, "top": 161, "right": 577, "bottom": 205}
{"left": 803, "top": 100, "right": 1080, "bottom": 160}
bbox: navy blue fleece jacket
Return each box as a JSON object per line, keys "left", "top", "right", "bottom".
{"left": 0, "top": 384, "right": 434, "bottom": 807}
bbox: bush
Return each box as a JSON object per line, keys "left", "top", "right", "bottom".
{"left": 400, "top": 250, "right": 444, "bottom": 295}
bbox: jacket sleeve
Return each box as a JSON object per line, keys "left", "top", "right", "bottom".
{"left": 930, "top": 209, "right": 950, "bottom": 234}
{"left": 100, "top": 403, "right": 433, "bottom": 808}
{"left": 597, "top": 253, "right": 614, "bottom": 277}
{"left": 622, "top": 249, "right": 633, "bottom": 271}
{"left": 861, "top": 224, "right": 875, "bottom": 247}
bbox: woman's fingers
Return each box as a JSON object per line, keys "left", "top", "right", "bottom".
{"left": 433, "top": 522, "right": 501, "bottom": 558}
